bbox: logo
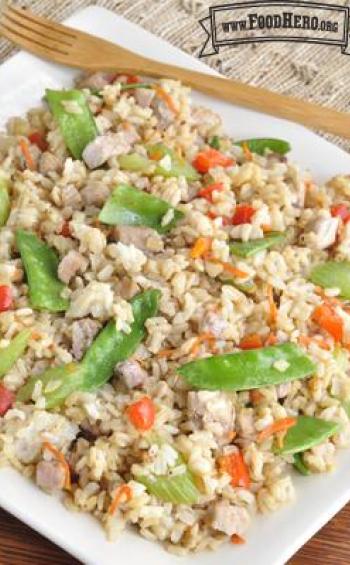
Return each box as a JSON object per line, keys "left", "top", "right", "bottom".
{"left": 199, "top": 1, "right": 350, "bottom": 57}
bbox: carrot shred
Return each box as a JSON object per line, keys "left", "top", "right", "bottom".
{"left": 264, "top": 333, "right": 278, "bottom": 346}
{"left": 267, "top": 285, "right": 278, "bottom": 326}
{"left": 257, "top": 417, "right": 297, "bottom": 442}
{"left": 157, "top": 348, "right": 176, "bottom": 358}
{"left": 242, "top": 142, "right": 252, "bottom": 161}
{"left": 262, "top": 224, "right": 272, "bottom": 233}
{"left": 231, "top": 534, "right": 245, "bottom": 545}
{"left": 191, "top": 237, "right": 212, "bottom": 259}
{"left": 19, "top": 138, "right": 36, "bottom": 171}
{"left": 42, "top": 441, "right": 71, "bottom": 490}
{"left": 190, "top": 333, "right": 216, "bottom": 356}
{"left": 218, "top": 450, "right": 250, "bottom": 489}
{"left": 312, "top": 303, "right": 343, "bottom": 343}
{"left": 155, "top": 86, "right": 178, "bottom": 114}
{"left": 108, "top": 484, "right": 132, "bottom": 516}
{"left": 207, "top": 257, "right": 249, "bottom": 279}
{"left": 249, "top": 389, "right": 264, "bottom": 404}
{"left": 239, "top": 334, "right": 263, "bottom": 350}
{"left": 299, "top": 335, "right": 331, "bottom": 351}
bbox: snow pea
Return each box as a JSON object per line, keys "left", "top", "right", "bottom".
{"left": 293, "top": 453, "right": 311, "bottom": 475}
{"left": 235, "top": 138, "right": 291, "bottom": 156}
{"left": 120, "top": 83, "right": 153, "bottom": 91}
{"left": 310, "top": 261, "right": 350, "bottom": 300}
{"left": 17, "top": 289, "right": 160, "bottom": 408}
{"left": 178, "top": 343, "right": 315, "bottom": 391}
{"left": 230, "top": 232, "right": 286, "bottom": 258}
{"left": 99, "top": 184, "right": 184, "bottom": 233}
{"left": 275, "top": 415, "right": 340, "bottom": 455}
{"left": 0, "top": 329, "right": 31, "bottom": 378}
{"left": 209, "top": 135, "right": 221, "bottom": 150}
{"left": 81, "top": 289, "right": 160, "bottom": 391}
{"left": 16, "top": 230, "right": 69, "bottom": 312}
{"left": 46, "top": 89, "right": 98, "bottom": 159}
{"left": 0, "top": 176, "right": 10, "bottom": 226}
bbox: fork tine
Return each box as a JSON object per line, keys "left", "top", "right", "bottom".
{"left": 0, "top": 13, "right": 71, "bottom": 58}
{"left": 2, "top": 6, "right": 74, "bottom": 48}
{"left": 6, "top": 6, "right": 77, "bottom": 40}
{"left": 0, "top": 22, "right": 70, "bottom": 62}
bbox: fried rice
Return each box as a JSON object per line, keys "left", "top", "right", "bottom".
{"left": 0, "top": 72, "right": 350, "bottom": 556}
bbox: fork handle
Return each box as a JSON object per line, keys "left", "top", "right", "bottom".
{"left": 130, "top": 59, "right": 350, "bottom": 139}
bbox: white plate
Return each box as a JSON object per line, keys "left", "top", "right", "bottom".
{"left": 0, "top": 6, "right": 349, "bottom": 565}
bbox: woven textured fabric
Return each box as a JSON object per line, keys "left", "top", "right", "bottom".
{"left": 1, "top": 0, "right": 350, "bottom": 151}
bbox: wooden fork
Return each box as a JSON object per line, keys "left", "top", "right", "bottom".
{"left": 1, "top": 5, "right": 350, "bottom": 139}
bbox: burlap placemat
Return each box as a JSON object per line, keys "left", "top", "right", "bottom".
{"left": 1, "top": 0, "right": 350, "bottom": 153}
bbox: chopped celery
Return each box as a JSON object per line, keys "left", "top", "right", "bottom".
{"left": 148, "top": 144, "right": 199, "bottom": 181}
{"left": 118, "top": 153, "right": 154, "bottom": 173}
{"left": 0, "top": 176, "right": 10, "bottom": 226}
{"left": 0, "top": 329, "right": 31, "bottom": 378}
{"left": 138, "top": 470, "right": 200, "bottom": 504}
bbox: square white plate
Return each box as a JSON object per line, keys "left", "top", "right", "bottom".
{"left": 0, "top": 6, "right": 349, "bottom": 565}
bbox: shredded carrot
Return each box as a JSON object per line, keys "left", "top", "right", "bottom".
{"left": 19, "top": 138, "right": 36, "bottom": 171}
{"left": 242, "top": 142, "right": 253, "bottom": 161}
{"left": 267, "top": 284, "right": 278, "bottom": 326}
{"left": 190, "top": 333, "right": 216, "bottom": 356}
{"left": 108, "top": 484, "right": 132, "bottom": 516}
{"left": 312, "top": 303, "right": 343, "bottom": 343}
{"left": 155, "top": 86, "right": 178, "bottom": 114}
{"left": 231, "top": 534, "right": 245, "bottom": 545}
{"left": 264, "top": 333, "right": 278, "bottom": 346}
{"left": 249, "top": 389, "right": 264, "bottom": 404}
{"left": 239, "top": 334, "right": 263, "bottom": 350}
{"left": 262, "top": 224, "right": 272, "bottom": 233}
{"left": 299, "top": 335, "right": 331, "bottom": 351}
{"left": 218, "top": 450, "right": 250, "bottom": 488}
{"left": 42, "top": 441, "right": 71, "bottom": 490}
{"left": 257, "top": 417, "right": 297, "bottom": 442}
{"left": 31, "top": 331, "right": 41, "bottom": 340}
{"left": 207, "top": 257, "right": 249, "bottom": 279}
{"left": 157, "top": 348, "right": 176, "bottom": 358}
{"left": 191, "top": 237, "right": 212, "bottom": 259}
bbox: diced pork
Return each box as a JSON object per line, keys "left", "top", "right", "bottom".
{"left": 117, "top": 277, "right": 140, "bottom": 300}
{"left": 191, "top": 106, "right": 221, "bottom": 137}
{"left": 77, "top": 72, "right": 116, "bottom": 90}
{"left": 188, "top": 391, "right": 234, "bottom": 439}
{"left": 71, "top": 318, "right": 100, "bottom": 360}
{"left": 200, "top": 311, "right": 228, "bottom": 339}
{"left": 212, "top": 501, "right": 250, "bottom": 537}
{"left": 39, "top": 151, "right": 62, "bottom": 176}
{"left": 80, "top": 181, "right": 110, "bottom": 206}
{"left": 58, "top": 250, "right": 88, "bottom": 284}
{"left": 83, "top": 133, "right": 132, "bottom": 169}
{"left": 117, "top": 359, "right": 148, "bottom": 388}
{"left": 112, "top": 225, "right": 162, "bottom": 251}
{"left": 36, "top": 460, "right": 66, "bottom": 492}
{"left": 151, "top": 98, "right": 175, "bottom": 130}
{"left": 135, "top": 88, "right": 156, "bottom": 108}
{"left": 303, "top": 215, "right": 339, "bottom": 250}
{"left": 61, "top": 185, "right": 82, "bottom": 209}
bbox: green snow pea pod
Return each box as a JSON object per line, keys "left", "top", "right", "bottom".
{"left": 17, "top": 290, "right": 160, "bottom": 408}
{"left": 99, "top": 184, "right": 184, "bottom": 234}
{"left": 16, "top": 230, "right": 69, "bottom": 312}
{"left": 275, "top": 415, "right": 340, "bottom": 455}
{"left": 235, "top": 138, "right": 291, "bottom": 156}
{"left": 81, "top": 289, "right": 160, "bottom": 391}
{"left": 0, "top": 176, "right": 10, "bottom": 226}
{"left": 0, "top": 329, "right": 31, "bottom": 378}
{"left": 120, "top": 83, "right": 153, "bottom": 91}
{"left": 46, "top": 89, "right": 98, "bottom": 159}
{"left": 208, "top": 135, "right": 221, "bottom": 150}
{"left": 229, "top": 232, "right": 286, "bottom": 258}
{"left": 178, "top": 343, "right": 315, "bottom": 391}
{"left": 293, "top": 453, "right": 312, "bottom": 476}
{"left": 310, "top": 261, "right": 350, "bottom": 300}
{"left": 118, "top": 153, "right": 154, "bottom": 173}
